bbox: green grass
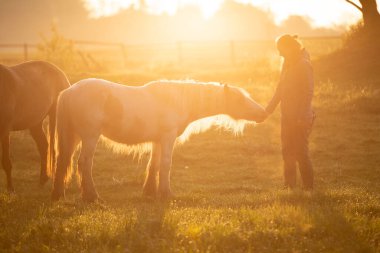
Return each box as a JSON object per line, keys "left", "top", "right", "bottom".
{"left": 0, "top": 63, "right": 380, "bottom": 252}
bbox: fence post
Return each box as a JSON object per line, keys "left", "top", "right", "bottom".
{"left": 23, "top": 43, "right": 28, "bottom": 61}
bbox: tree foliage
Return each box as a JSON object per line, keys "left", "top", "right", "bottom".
{"left": 37, "top": 24, "right": 78, "bottom": 71}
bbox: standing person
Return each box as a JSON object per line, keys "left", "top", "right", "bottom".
{"left": 263, "top": 34, "right": 315, "bottom": 190}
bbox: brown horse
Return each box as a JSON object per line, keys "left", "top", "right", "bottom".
{"left": 0, "top": 61, "right": 70, "bottom": 192}
{"left": 51, "top": 79, "right": 266, "bottom": 202}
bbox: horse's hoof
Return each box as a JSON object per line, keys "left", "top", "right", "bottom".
{"left": 51, "top": 195, "right": 63, "bottom": 202}
{"left": 7, "top": 187, "right": 16, "bottom": 195}
{"left": 97, "top": 197, "right": 106, "bottom": 204}
{"left": 51, "top": 189, "right": 65, "bottom": 202}
{"left": 51, "top": 194, "right": 64, "bottom": 202}
{"left": 142, "top": 187, "right": 157, "bottom": 198}
{"left": 39, "top": 175, "right": 49, "bottom": 186}
{"left": 158, "top": 190, "right": 174, "bottom": 200}
{"left": 82, "top": 193, "right": 99, "bottom": 203}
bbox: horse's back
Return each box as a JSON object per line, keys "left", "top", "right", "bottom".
{"left": 59, "top": 79, "right": 165, "bottom": 143}
{"left": 62, "top": 78, "right": 127, "bottom": 107}
{"left": 3, "top": 61, "right": 70, "bottom": 130}
{"left": 11, "top": 61, "right": 69, "bottom": 92}
{"left": 58, "top": 79, "right": 126, "bottom": 137}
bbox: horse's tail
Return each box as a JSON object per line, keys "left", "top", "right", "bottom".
{"left": 52, "top": 91, "right": 79, "bottom": 199}
{"left": 47, "top": 69, "right": 70, "bottom": 180}
{"left": 46, "top": 101, "right": 57, "bottom": 179}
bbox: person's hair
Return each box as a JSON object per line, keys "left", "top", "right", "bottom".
{"left": 276, "top": 34, "right": 303, "bottom": 52}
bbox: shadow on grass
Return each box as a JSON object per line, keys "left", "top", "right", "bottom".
{"left": 124, "top": 198, "right": 174, "bottom": 252}
{"left": 260, "top": 190, "right": 374, "bottom": 253}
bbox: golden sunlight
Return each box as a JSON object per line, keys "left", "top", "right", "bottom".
{"left": 236, "top": 0, "right": 362, "bottom": 27}
{"left": 82, "top": 0, "right": 138, "bottom": 18}
{"left": 82, "top": 0, "right": 363, "bottom": 27}
{"left": 82, "top": 0, "right": 224, "bottom": 19}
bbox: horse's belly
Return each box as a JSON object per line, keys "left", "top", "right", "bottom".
{"left": 12, "top": 90, "right": 52, "bottom": 130}
{"left": 12, "top": 106, "right": 50, "bottom": 130}
{"left": 102, "top": 123, "right": 160, "bottom": 145}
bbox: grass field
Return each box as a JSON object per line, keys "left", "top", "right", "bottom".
{"left": 0, "top": 43, "right": 380, "bottom": 252}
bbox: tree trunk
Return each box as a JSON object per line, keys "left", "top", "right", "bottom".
{"left": 360, "top": 0, "right": 380, "bottom": 29}
{"left": 346, "top": 0, "right": 380, "bottom": 29}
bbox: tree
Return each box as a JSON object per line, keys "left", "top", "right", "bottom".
{"left": 345, "top": 0, "right": 380, "bottom": 30}
{"left": 314, "top": 0, "right": 380, "bottom": 81}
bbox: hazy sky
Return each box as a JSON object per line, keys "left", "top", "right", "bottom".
{"left": 0, "top": 0, "right": 375, "bottom": 43}
{"left": 82, "top": 0, "right": 373, "bottom": 27}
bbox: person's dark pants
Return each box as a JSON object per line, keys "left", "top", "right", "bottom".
{"left": 281, "top": 120, "right": 313, "bottom": 189}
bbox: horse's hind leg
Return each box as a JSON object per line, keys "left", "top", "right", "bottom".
{"left": 1, "top": 132, "right": 14, "bottom": 193}
{"left": 51, "top": 133, "right": 79, "bottom": 201}
{"left": 29, "top": 122, "right": 49, "bottom": 185}
{"left": 158, "top": 131, "right": 177, "bottom": 199}
{"left": 78, "top": 136, "right": 99, "bottom": 202}
{"left": 143, "top": 143, "right": 161, "bottom": 197}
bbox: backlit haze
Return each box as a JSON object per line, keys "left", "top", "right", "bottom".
{"left": 1, "top": 0, "right": 377, "bottom": 43}
{"left": 83, "top": 0, "right": 363, "bottom": 27}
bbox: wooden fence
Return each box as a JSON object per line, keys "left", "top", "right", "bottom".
{"left": 0, "top": 37, "right": 342, "bottom": 69}
{"left": 0, "top": 41, "right": 126, "bottom": 62}
{"left": 0, "top": 43, "right": 36, "bottom": 61}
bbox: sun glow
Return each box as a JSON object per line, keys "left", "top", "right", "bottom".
{"left": 82, "top": 0, "right": 224, "bottom": 19}
{"left": 82, "top": 0, "right": 139, "bottom": 18}
{"left": 82, "top": 0, "right": 365, "bottom": 27}
{"left": 236, "top": 0, "right": 363, "bottom": 27}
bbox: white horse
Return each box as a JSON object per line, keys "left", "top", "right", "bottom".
{"left": 51, "top": 79, "right": 266, "bottom": 201}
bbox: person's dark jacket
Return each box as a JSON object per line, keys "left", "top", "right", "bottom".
{"left": 266, "top": 49, "right": 314, "bottom": 125}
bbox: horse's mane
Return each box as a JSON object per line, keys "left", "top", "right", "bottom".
{"left": 147, "top": 79, "right": 224, "bottom": 113}
{"left": 147, "top": 80, "right": 251, "bottom": 143}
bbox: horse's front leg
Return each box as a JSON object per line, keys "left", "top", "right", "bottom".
{"left": 78, "top": 137, "right": 99, "bottom": 202}
{"left": 29, "top": 123, "right": 49, "bottom": 185}
{"left": 1, "top": 132, "right": 14, "bottom": 193}
{"left": 143, "top": 143, "right": 161, "bottom": 197}
{"left": 158, "top": 131, "right": 177, "bottom": 199}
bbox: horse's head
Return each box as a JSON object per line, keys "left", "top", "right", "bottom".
{"left": 224, "top": 84, "right": 266, "bottom": 122}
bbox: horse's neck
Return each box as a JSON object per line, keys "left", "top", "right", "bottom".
{"left": 186, "top": 87, "right": 226, "bottom": 121}
{"left": 190, "top": 106, "right": 224, "bottom": 120}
